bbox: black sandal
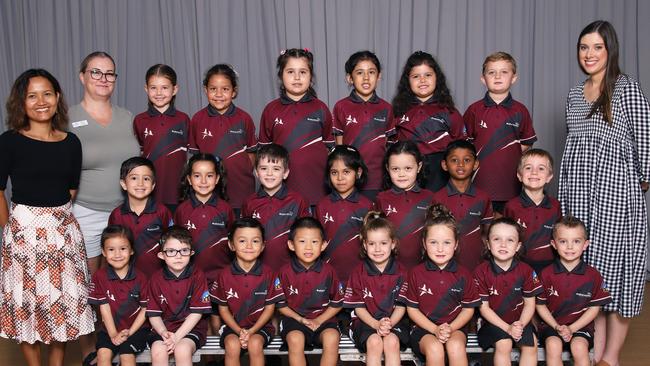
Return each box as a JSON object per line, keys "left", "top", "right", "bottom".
{"left": 82, "top": 351, "right": 97, "bottom": 366}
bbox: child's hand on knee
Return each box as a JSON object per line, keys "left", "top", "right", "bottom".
{"left": 162, "top": 331, "right": 176, "bottom": 353}
{"left": 557, "top": 325, "right": 572, "bottom": 342}
{"left": 239, "top": 328, "right": 250, "bottom": 349}
{"left": 509, "top": 321, "right": 523, "bottom": 341}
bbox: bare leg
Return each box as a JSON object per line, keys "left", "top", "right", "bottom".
{"left": 48, "top": 341, "right": 66, "bottom": 366}
{"left": 593, "top": 312, "right": 606, "bottom": 362}
{"left": 319, "top": 328, "right": 340, "bottom": 366}
{"left": 19, "top": 342, "right": 41, "bottom": 366}
{"left": 600, "top": 312, "right": 631, "bottom": 366}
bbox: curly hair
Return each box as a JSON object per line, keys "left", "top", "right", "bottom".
{"left": 392, "top": 51, "right": 455, "bottom": 117}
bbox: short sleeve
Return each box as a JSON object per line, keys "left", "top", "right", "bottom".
{"left": 536, "top": 272, "right": 549, "bottom": 304}
{"left": 265, "top": 272, "right": 284, "bottom": 305}
{"left": 274, "top": 270, "right": 289, "bottom": 308}
{"left": 88, "top": 271, "right": 108, "bottom": 305}
{"left": 463, "top": 105, "right": 477, "bottom": 141}
{"left": 385, "top": 105, "right": 396, "bottom": 138}
{"left": 258, "top": 104, "right": 274, "bottom": 144}
{"left": 189, "top": 270, "right": 212, "bottom": 314}
{"left": 327, "top": 267, "right": 344, "bottom": 308}
{"left": 473, "top": 265, "right": 490, "bottom": 302}
{"left": 589, "top": 270, "right": 612, "bottom": 307}
{"left": 448, "top": 108, "right": 466, "bottom": 141}
{"left": 210, "top": 272, "right": 226, "bottom": 305}
{"left": 522, "top": 264, "right": 543, "bottom": 297}
{"left": 517, "top": 105, "right": 537, "bottom": 145}
{"left": 322, "top": 105, "right": 335, "bottom": 148}
{"left": 244, "top": 113, "right": 258, "bottom": 152}
{"left": 460, "top": 270, "right": 481, "bottom": 308}
{"left": 188, "top": 112, "right": 200, "bottom": 154}
{"left": 480, "top": 199, "right": 494, "bottom": 226}
{"left": 331, "top": 100, "right": 345, "bottom": 136}
{"left": 343, "top": 266, "right": 365, "bottom": 308}
{"left": 145, "top": 280, "right": 163, "bottom": 317}
{"left": 397, "top": 270, "right": 419, "bottom": 307}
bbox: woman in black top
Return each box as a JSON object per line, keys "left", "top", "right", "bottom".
{"left": 0, "top": 69, "right": 94, "bottom": 366}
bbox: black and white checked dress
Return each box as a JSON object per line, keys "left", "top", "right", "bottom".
{"left": 559, "top": 75, "right": 650, "bottom": 317}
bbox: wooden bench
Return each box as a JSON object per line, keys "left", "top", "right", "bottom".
{"left": 125, "top": 333, "right": 574, "bottom": 365}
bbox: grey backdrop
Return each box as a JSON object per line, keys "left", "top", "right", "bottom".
{"left": 1, "top": 0, "right": 650, "bottom": 195}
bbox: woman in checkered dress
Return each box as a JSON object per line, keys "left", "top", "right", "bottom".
{"left": 558, "top": 20, "right": 650, "bottom": 366}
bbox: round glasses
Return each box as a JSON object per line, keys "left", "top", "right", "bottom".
{"left": 86, "top": 69, "right": 117, "bottom": 82}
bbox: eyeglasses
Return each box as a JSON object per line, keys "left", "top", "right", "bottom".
{"left": 162, "top": 248, "right": 192, "bottom": 257}
{"left": 86, "top": 69, "right": 117, "bottom": 82}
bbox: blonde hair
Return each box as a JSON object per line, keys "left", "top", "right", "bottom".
{"left": 482, "top": 51, "right": 517, "bottom": 74}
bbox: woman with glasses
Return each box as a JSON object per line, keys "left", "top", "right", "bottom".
{"left": 68, "top": 51, "right": 140, "bottom": 365}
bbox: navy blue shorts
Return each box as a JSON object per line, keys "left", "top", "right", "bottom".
{"left": 279, "top": 317, "right": 339, "bottom": 351}
{"left": 96, "top": 328, "right": 149, "bottom": 355}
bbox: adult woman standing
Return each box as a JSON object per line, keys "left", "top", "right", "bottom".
{"left": 0, "top": 69, "right": 95, "bottom": 366}
{"left": 69, "top": 51, "right": 139, "bottom": 274}
{"left": 69, "top": 51, "right": 139, "bottom": 364}
{"left": 558, "top": 20, "right": 650, "bottom": 366}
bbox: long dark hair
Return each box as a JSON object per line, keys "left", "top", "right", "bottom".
{"left": 392, "top": 51, "right": 455, "bottom": 117}
{"left": 577, "top": 20, "right": 621, "bottom": 124}
{"left": 5, "top": 68, "right": 69, "bottom": 131}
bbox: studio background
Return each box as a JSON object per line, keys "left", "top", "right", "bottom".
{"left": 1, "top": 0, "right": 649, "bottom": 196}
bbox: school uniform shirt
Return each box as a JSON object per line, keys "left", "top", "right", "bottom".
{"left": 276, "top": 257, "right": 345, "bottom": 321}
{"left": 210, "top": 259, "right": 283, "bottom": 329}
{"left": 145, "top": 265, "right": 211, "bottom": 338}
{"left": 464, "top": 93, "right": 537, "bottom": 202}
{"left": 398, "top": 258, "right": 480, "bottom": 325}
{"left": 536, "top": 260, "right": 611, "bottom": 333}
{"left": 395, "top": 96, "right": 465, "bottom": 155}
{"left": 108, "top": 198, "right": 173, "bottom": 276}
{"left": 189, "top": 104, "right": 257, "bottom": 209}
{"left": 343, "top": 258, "right": 405, "bottom": 328}
{"left": 174, "top": 192, "right": 235, "bottom": 282}
{"left": 375, "top": 185, "right": 434, "bottom": 268}
{"left": 473, "top": 259, "right": 542, "bottom": 324}
{"left": 332, "top": 92, "right": 395, "bottom": 191}
{"left": 315, "top": 190, "right": 374, "bottom": 282}
{"left": 259, "top": 93, "right": 335, "bottom": 205}
{"left": 432, "top": 182, "right": 494, "bottom": 270}
{"left": 503, "top": 191, "right": 562, "bottom": 266}
{"left": 241, "top": 184, "right": 310, "bottom": 271}
{"left": 88, "top": 264, "right": 148, "bottom": 331}
{"left": 133, "top": 105, "right": 190, "bottom": 206}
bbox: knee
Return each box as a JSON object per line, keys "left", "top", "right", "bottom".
{"left": 224, "top": 336, "right": 242, "bottom": 355}
{"left": 286, "top": 331, "right": 305, "bottom": 350}
{"left": 544, "top": 337, "right": 563, "bottom": 357}
{"left": 96, "top": 348, "right": 113, "bottom": 363}
{"left": 247, "top": 335, "right": 265, "bottom": 355}
{"left": 173, "top": 343, "right": 194, "bottom": 360}
{"left": 383, "top": 333, "right": 400, "bottom": 351}
{"left": 494, "top": 339, "right": 513, "bottom": 354}
{"left": 321, "top": 329, "right": 340, "bottom": 349}
{"left": 150, "top": 343, "right": 168, "bottom": 362}
{"left": 445, "top": 338, "right": 467, "bottom": 359}
{"left": 570, "top": 338, "right": 589, "bottom": 360}
{"left": 366, "top": 334, "right": 383, "bottom": 353}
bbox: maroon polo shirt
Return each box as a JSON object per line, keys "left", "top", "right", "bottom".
{"left": 133, "top": 106, "right": 190, "bottom": 206}
{"left": 108, "top": 198, "right": 173, "bottom": 276}
{"left": 174, "top": 192, "right": 235, "bottom": 282}
{"left": 188, "top": 104, "right": 257, "bottom": 209}
{"left": 536, "top": 260, "right": 611, "bottom": 333}
{"left": 332, "top": 92, "right": 395, "bottom": 191}
{"left": 210, "top": 259, "right": 282, "bottom": 329}
{"left": 464, "top": 93, "right": 537, "bottom": 201}
{"left": 432, "top": 182, "right": 494, "bottom": 271}
{"left": 398, "top": 259, "right": 480, "bottom": 325}
{"left": 259, "top": 93, "right": 335, "bottom": 205}
{"left": 473, "top": 259, "right": 542, "bottom": 324}
{"left": 276, "top": 257, "right": 345, "bottom": 321}
{"left": 395, "top": 97, "right": 465, "bottom": 155}
{"left": 375, "top": 185, "right": 434, "bottom": 269}
{"left": 344, "top": 258, "right": 405, "bottom": 328}
{"left": 315, "top": 190, "right": 374, "bottom": 282}
{"left": 503, "top": 191, "right": 561, "bottom": 266}
{"left": 88, "top": 264, "right": 148, "bottom": 331}
{"left": 241, "top": 184, "right": 310, "bottom": 271}
{"left": 145, "top": 265, "right": 211, "bottom": 339}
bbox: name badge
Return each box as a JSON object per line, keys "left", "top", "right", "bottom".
{"left": 72, "top": 120, "right": 88, "bottom": 128}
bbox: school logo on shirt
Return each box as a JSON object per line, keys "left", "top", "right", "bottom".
{"left": 479, "top": 120, "right": 488, "bottom": 129}
{"left": 159, "top": 294, "right": 168, "bottom": 305}
{"left": 323, "top": 212, "right": 334, "bottom": 224}
{"left": 362, "top": 288, "right": 373, "bottom": 299}
{"left": 489, "top": 286, "right": 499, "bottom": 296}
{"left": 274, "top": 117, "right": 284, "bottom": 126}
{"left": 201, "top": 128, "right": 213, "bottom": 139}
{"left": 229, "top": 129, "right": 244, "bottom": 134}
{"left": 147, "top": 225, "right": 161, "bottom": 232}
{"left": 345, "top": 115, "right": 358, "bottom": 126}
{"left": 106, "top": 290, "right": 116, "bottom": 302}
{"left": 338, "top": 282, "right": 345, "bottom": 296}
{"left": 252, "top": 211, "right": 261, "bottom": 220}
{"left": 468, "top": 210, "right": 481, "bottom": 216}
{"left": 385, "top": 205, "right": 398, "bottom": 216}
{"left": 399, "top": 115, "right": 409, "bottom": 124}
{"left": 516, "top": 218, "right": 528, "bottom": 229}
{"left": 419, "top": 285, "right": 433, "bottom": 296}
{"left": 548, "top": 286, "right": 559, "bottom": 297}
{"left": 144, "top": 127, "right": 154, "bottom": 138}
{"left": 184, "top": 220, "right": 196, "bottom": 230}
{"left": 288, "top": 285, "right": 299, "bottom": 296}
{"left": 171, "top": 129, "right": 184, "bottom": 135}
{"left": 226, "top": 288, "right": 239, "bottom": 299}
{"left": 274, "top": 277, "right": 282, "bottom": 290}
{"left": 201, "top": 290, "right": 210, "bottom": 303}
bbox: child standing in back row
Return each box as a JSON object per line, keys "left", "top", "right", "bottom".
{"left": 332, "top": 51, "right": 395, "bottom": 201}
{"left": 463, "top": 52, "right": 536, "bottom": 213}
{"left": 392, "top": 51, "right": 466, "bottom": 192}
{"left": 259, "top": 48, "right": 335, "bottom": 207}
{"left": 133, "top": 64, "right": 190, "bottom": 211}
{"left": 189, "top": 64, "right": 257, "bottom": 214}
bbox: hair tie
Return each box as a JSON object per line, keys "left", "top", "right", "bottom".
{"left": 372, "top": 212, "right": 380, "bottom": 219}
{"left": 280, "top": 49, "right": 287, "bottom": 55}
{"left": 303, "top": 48, "right": 310, "bottom": 52}
{"left": 215, "top": 156, "right": 221, "bottom": 163}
